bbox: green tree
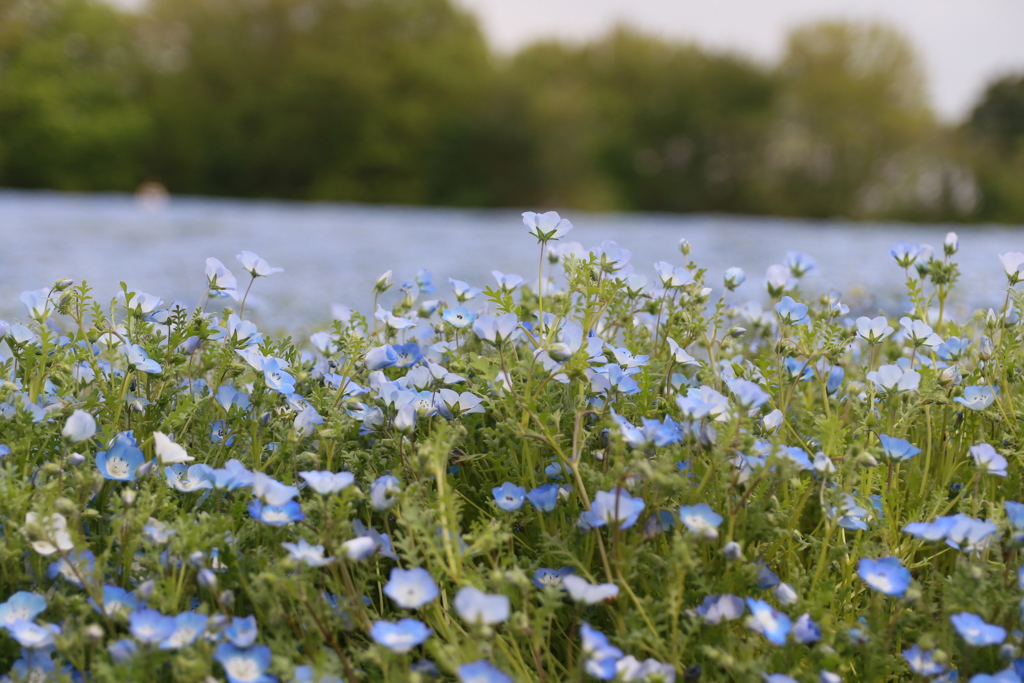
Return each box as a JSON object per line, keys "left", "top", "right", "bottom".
{"left": 767, "top": 21, "right": 938, "bottom": 218}
{"left": 139, "top": 0, "right": 493, "bottom": 202}
{"left": 0, "top": 0, "right": 151, "bottom": 190}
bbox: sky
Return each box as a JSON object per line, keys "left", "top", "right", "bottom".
{"left": 456, "top": 0, "right": 1024, "bottom": 122}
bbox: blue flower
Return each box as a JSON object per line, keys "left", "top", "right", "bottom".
{"left": 785, "top": 251, "right": 818, "bottom": 277}
{"left": 492, "top": 482, "right": 526, "bottom": 511}
{"left": 438, "top": 309, "right": 473, "bottom": 331}
{"left": 449, "top": 278, "right": 483, "bottom": 302}
{"left": 951, "top": 612, "right": 1006, "bottom": 646}
{"left": 5, "top": 620, "right": 61, "bottom": 649}
{"left": 755, "top": 561, "right": 780, "bottom": 589}
{"left": 562, "top": 575, "right": 619, "bottom": 604}
{"left": 47, "top": 549, "right": 95, "bottom": 586}
{"left": 252, "top": 472, "right": 299, "bottom": 505}
{"left": 697, "top": 594, "right": 745, "bottom": 624}
{"left": 857, "top": 557, "right": 911, "bottom": 596}
{"left": 124, "top": 344, "right": 162, "bottom": 374}
{"left": 856, "top": 315, "right": 894, "bottom": 343}
{"left": 473, "top": 313, "right": 519, "bottom": 345}
{"left": 96, "top": 437, "right": 146, "bottom": 481}
{"left": 879, "top": 434, "right": 921, "bottom": 462}
{"left": 62, "top": 409, "right": 96, "bottom": 442}
{"left": 890, "top": 241, "right": 922, "bottom": 267}
{"left": 589, "top": 489, "right": 645, "bottom": 530}
{"left": 248, "top": 499, "right": 304, "bottom": 526}
{"left": 370, "top": 619, "right": 432, "bottom": 653}
{"left": 161, "top": 612, "right": 208, "bottom": 650}
{"left": 281, "top": 538, "right": 332, "bottom": 567}
{"left": 225, "top": 616, "right": 258, "bottom": 647}
{"left": 365, "top": 344, "right": 399, "bottom": 370}
{"left": 384, "top": 567, "right": 439, "bottom": 609}
{"left": 970, "top": 443, "right": 1008, "bottom": 477}
{"left": 678, "top": 503, "right": 723, "bottom": 540}
{"left": 454, "top": 586, "right": 510, "bottom": 626}
{"left": 370, "top": 475, "right": 401, "bottom": 510}
{"left": 867, "top": 364, "right": 920, "bottom": 392}
{"left": 236, "top": 250, "right": 282, "bottom": 278}
{"left": 90, "top": 585, "right": 138, "bottom": 618}
{"left": 774, "top": 296, "right": 810, "bottom": 326}
{"left": 261, "top": 356, "right": 295, "bottom": 394}
{"left": 955, "top": 385, "right": 998, "bottom": 411}
{"left": 459, "top": 660, "right": 514, "bottom": 683}
{"left": 165, "top": 463, "right": 216, "bottom": 492}
{"left": 532, "top": 567, "right": 575, "bottom": 590}
{"left": 523, "top": 210, "right": 573, "bottom": 242}
{"left": 215, "top": 643, "right": 275, "bottom": 683}
{"left": 580, "top": 622, "right": 623, "bottom": 680}
{"left": 393, "top": 342, "right": 423, "bottom": 367}
{"left": 728, "top": 379, "right": 771, "bottom": 410}
{"left": 526, "top": 484, "right": 559, "bottom": 512}
{"left": 746, "top": 598, "right": 791, "bottom": 645}
{"left": 0, "top": 592, "right": 47, "bottom": 627}
{"left": 793, "top": 613, "right": 821, "bottom": 644}
{"left": 299, "top": 470, "right": 355, "bottom": 495}
{"left": 130, "top": 608, "right": 177, "bottom": 644}
{"left": 211, "top": 419, "right": 235, "bottom": 446}
{"left": 903, "top": 644, "right": 946, "bottom": 676}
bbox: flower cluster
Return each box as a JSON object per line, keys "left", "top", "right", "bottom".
{"left": 0, "top": 224, "right": 1023, "bottom": 682}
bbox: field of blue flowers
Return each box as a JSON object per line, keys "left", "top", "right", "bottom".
{"left": 1, "top": 213, "right": 1023, "bottom": 683}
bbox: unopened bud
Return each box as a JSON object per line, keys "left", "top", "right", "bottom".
{"left": 219, "top": 589, "right": 235, "bottom": 607}
{"left": 728, "top": 326, "right": 746, "bottom": 338}
{"left": 52, "top": 278, "right": 74, "bottom": 292}
{"left": 979, "top": 336, "right": 994, "bottom": 360}
{"left": 856, "top": 451, "right": 879, "bottom": 468}
{"left": 198, "top": 568, "right": 218, "bottom": 590}
{"left": 679, "top": 238, "right": 691, "bottom": 256}
{"left": 137, "top": 580, "right": 156, "bottom": 600}
{"left": 55, "top": 498, "right": 77, "bottom": 514}
{"left": 85, "top": 624, "right": 105, "bottom": 641}
{"left": 136, "top": 460, "right": 156, "bottom": 478}
{"left": 189, "top": 551, "right": 206, "bottom": 567}
{"left": 121, "top": 489, "right": 136, "bottom": 506}
{"left": 939, "top": 365, "right": 962, "bottom": 387}
{"left": 723, "top": 541, "right": 743, "bottom": 562}
{"left": 67, "top": 453, "right": 86, "bottom": 467}
{"left": 944, "top": 232, "right": 959, "bottom": 256}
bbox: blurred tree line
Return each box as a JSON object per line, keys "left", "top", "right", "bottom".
{"left": 0, "top": 0, "right": 1020, "bottom": 221}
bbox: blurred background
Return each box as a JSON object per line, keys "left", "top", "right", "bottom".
{"left": 1, "top": 0, "right": 1022, "bottom": 327}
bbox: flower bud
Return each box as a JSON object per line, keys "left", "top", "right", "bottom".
{"left": 198, "top": 568, "right": 218, "bottom": 590}
{"left": 774, "top": 582, "right": 798, "bottom": 606}
{"left": 979, "top": 335, "right": 994, "bottom": 360}
{"left": 121, "top": 489, "right": 136, "bottom": 506}
{"left": 189, "top": 551, "right": 206, "bottom": 567}
{"left": 939, "top": 365, "right": 961, "bottom": 387}
{"left": 137, "top": 579, "right": 156, "bottom": 600}
{"left": 374, "top": 270, "right": 393, "bottom": 294}
{"left": 52, "top": 278, "right": 74, "bottom": 292}
{"left": 728, "top": 326, "right": 746, "bottom": 338}
{"left": 724, "top": 267, "right": 746, "bottom": 290}
{"left": 68, "top": 453, "right": 85, "bottom": 467}
{"left": 723, "top": 541, "right": 743, "bottom": 562}
{"left": 219, "top": 589, "right": 235, "bottom": 607}
{"left": 679, "top": 238, "right": 691, "bottom": 256}
{"left": 136, "top": 460, "right": 156, "bottom": 478}
{"left": 944, "top": 232, "right": 959, "bottom": 255}
{"left": 85, "top": 624, "right": 105, "bottom": 641}
{"left": 856, "top": 452, "right": 879, "bottom": 468}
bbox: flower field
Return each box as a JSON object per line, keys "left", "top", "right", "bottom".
{"left": 1, "top": 214, "right": 1023, "bottom": 683}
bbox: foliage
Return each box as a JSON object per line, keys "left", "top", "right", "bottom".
{"left": 0, "top": 0, "right": 1020, "bottom": 221}
{"left": 2, "top": 217, "right": 1024, "bottom": 682}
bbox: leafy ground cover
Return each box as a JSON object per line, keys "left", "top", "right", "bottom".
{"left": 1, "top": 216, "right": 1023, "bottom": 682}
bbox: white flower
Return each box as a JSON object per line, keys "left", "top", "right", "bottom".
{"left": 562, "top": 575, "right": 619, "bottom": 604}
{"left": 1000, "top": 252, "right": 1024, "bottom": 284}
{"left": 25, "top": 512, "right": 74, "bottom": 556}
{"left": 153, "top": 432, "right": 193, "bottom": 464}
